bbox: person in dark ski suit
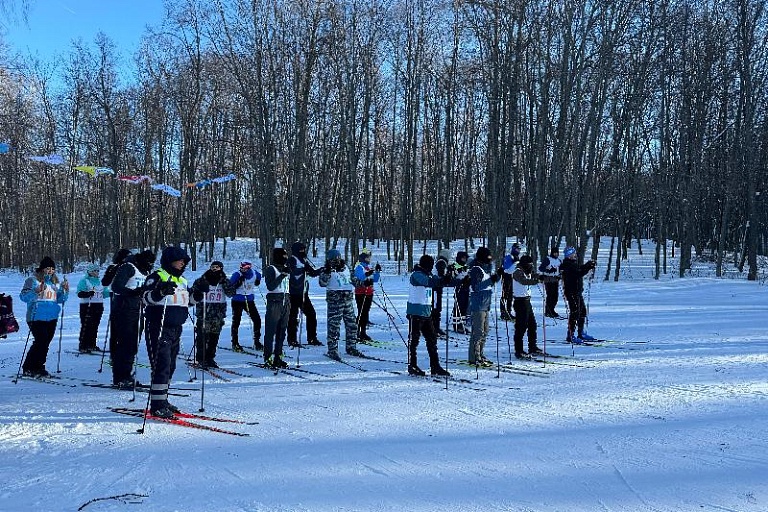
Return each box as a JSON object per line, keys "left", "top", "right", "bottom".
{"left": 109, "top": 249, "right": 155, "bottom": 388}
{"left": 20, "top": 256, "right": 69, "bottom": 378}
{"left": 451, "top": 251, "right": 471, "bottom": 334}
{"left": 430, "top": 249, "right": 451, "bottom": 336}
{"left": 286, "top": 241, "right": 323, "bottom": 347}
{"left": 406, "top": 255, "right": 452, "bottom": 377}
{"left": 560, "top": 246, "right": 596, "bottom": 344}
{"left": 143, "top": 246, "right": 205, "bottom": 418}
{"left": 76, "top": 263, "right": 109, "bottom": 353}
{"left": 500, "top": 243, "right": 521, "bottom": 321}
{"left": 538, "top": 246, "right": 563, "bottom": 318}
{"left": 512, "top": 255, "right": 544, "bottom": 359}
{"left": 101, "top": 248, "right": 132, "bottom": 288}
{"left": 229, "top": 261, "right": 263, "bottom": 351}
{"left": 353, "top": 248, "right": 381, "bottom": 342}
{"left": 319, "top": 249, "right": 364, "bottom": 360}
{"left": 192, "top": 261, "right": 236, "bottom": 368}
{"left": 263, "top": 247, "right": 291, "bottom": 368}
{"left": 468, "top": 247, "right": 504, "bottom": 366}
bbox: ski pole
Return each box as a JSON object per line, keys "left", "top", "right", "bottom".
{"left": 444, "top": 283, "right": 450, "bottom": 390}
{"left": 199, "top": 294, "right": 207, "bottom": 413}
{"left": 12, "top": 330, "right": 32, "bottom": 383}
{"left": 98, "top": 310, "right": 111, "bottom": 373}
{"left": 538, "top": 282, "right": 547, "bottom": 367}
{"left": 378, "top": 281, "right": 405, "bottom": 324}
{"left": 56, "top": 278, "right": 67, "bottom": 374}
{"left": 128, "top": 307, "right": 144, "bottom": 403}
{"left": 493, "top": 280, "right": 500, "bottom": 379}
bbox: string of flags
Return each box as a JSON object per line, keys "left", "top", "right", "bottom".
{"left": 0, "top": 149, "right": 237, "bottom": 197}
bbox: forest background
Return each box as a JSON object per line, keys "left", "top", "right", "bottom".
{"left": 0, "top": 0, "right": 766, "bottom": 279}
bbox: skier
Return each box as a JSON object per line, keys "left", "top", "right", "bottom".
{"left": 500, "top": 243, "right": 521, "bottom": 321}
{"left": 143, "top": 246, "right": 206, "bottom": 418}
{"left": 110, "top": 249, "right": 155, "bottom": 388}
{"left": 560, "top": 246, "right": 597, "bottom": 343}
{"left": 451, "top": 251, "right": 471, "bottom": 334}
{"left": 286, "top": 241, "right": 323, "bottom": 347}
{"left": 19, "top": 256, "right": 69, "bottom": 378}
{"left": 468, "top": 247, "right": 504, "bottom": 366}
{"left": 512, "top": 255, "right": 544, "bottom": 359}
{"left": 319, "top": 249, "right": 364, "bottom": 360}
{"left": 538, "top": 246, "right": 563, "bottom": 318}
{"left": 229, "top": 261, "right": 263, "bottom": 352}
{"left": 353, "top": 248, "right": 381, "bottom": 342}
{"left": 101, "top": 248, "right": 132, "bottom": 287}
{"left": 430, "top": 249, "right": 451, "bottom": 336}
{"left": 76, "top": 263, "right": 109, "bottom": 353}
{"left": 262, "top": 247, "right": 291, "bottom": 368}
{"left": 191, "top": 261, "right": 236, "bottom": 368}
{"left": 406, "top": 255, "right": 451, "bottom": 376}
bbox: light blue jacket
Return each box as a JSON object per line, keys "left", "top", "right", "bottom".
{"left": 20, "top": 275, "right": 68, "bottom": 322}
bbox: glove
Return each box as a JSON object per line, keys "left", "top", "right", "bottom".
{"left": 192, "top": 289, "right": 204, "bottom": 302}
{"left": 217, "top": 271, "right": 228, "bottom": 284}
{"left": 196, "top": 281, "right": 210, "bottom": 293}
{"left": 365, "top": 268, "right": 375, "bottom": 277}
{"left": 374, "top": 263, "right": 382, "bottom": 272}
{"left": 585, "top": 260, "right": 596, "bottom": 270}
{"left": 323, "top": 263, "right": 333, "bottom": 273}
{"left": 160, "top": 281, "right": 177, "bottom": 296}
{"left": 255, "top": 278, "right": 261, "bottom": 286}
{"left": 538, "top": 274, "right": 545, "bottom": 282}
{"left": 496, "top": 266, "right": 505, "bottom": 276}
{"left": 281, "top": 265, "right": 290, "bottom": 276}
{"left": 77, "top": 290, "right": 96, "bottom": 299}
{"left": 335, "top": 260, "right": 346, "bottom": 271}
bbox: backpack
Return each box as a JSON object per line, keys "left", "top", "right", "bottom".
{"left": 0, "top": 293, "right": 20, "bottom": 338}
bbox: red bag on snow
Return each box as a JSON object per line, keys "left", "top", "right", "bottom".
{"left": 0, "top": 293, "right": 20, "bottom": 338}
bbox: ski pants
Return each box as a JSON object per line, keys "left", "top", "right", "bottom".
{"left": 326, "top": 291, "right": 358, "bottom": 354}
{"left": 513, "top": 297, "right": 538, "bottom": 354}
{"left": 500, "top": 274, "right": 513, "bottom": 317}
{"left": 231, "top": 300, "right": 261, "bottom": 345}
{"left": 145, "top": 321, "right": 182, "bottom": 409}
{"left": 566, "top": 293, "right": 587, "bottom": 338}
{"left": 287, "top": 292, "right": 317, "bottom": 344}
{"left": 545, "top": 281, "right": 560, "bottom": 316}
{"left": 78, "top": 303, "right": 104, "bottom": 351}
{"left": 110, "top": 308, "right": 143, "bottom": 385}
{"left": 355, "top": 293, "right": 373, "bottom": 336}
{"left": 468, "top": 310, "right": 489, "bottom": 363}
{"left": 408, "top": 314, "right": 441, "bottom": 370}
{"left": 264, "top": 294, "right": 290, "bottom": 360}
{"left": 23, "top": 320, "right": 57, "bottom": 373}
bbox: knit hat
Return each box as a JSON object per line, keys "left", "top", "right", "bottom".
{"left": 210, "top": 260, "right": 224, "bottom": 268}
{"left": 418, "top": 255, "right": 435, "bottom": 273}
{"left": 113, "top": 248, "right": 132, "bottom": 264}
{"left": 36, "top": 256, "right": 56, "bottom": 272}
{"left": 359, "top": 247, "right": 372, "bottom": 262}
{"left": 86, "top": 263, "right": 100, "bottom": 274}
{"left": 438, "top": 249, "right": 451, "bottom": 262}
{"left": 291, "top": 241, "right": 306, "bottom": 258}
{"left": 564, "top": 246, "right": 577, "bottom": 258}
{"left": 240, "top": 260, "right": 252, "bottom": 269}
{"left": 134, "top": 250, "right": 156, "bottom": 274}
{"left": 518, "top": 255, "right": 534, "bottom": 269}
{"left": 272, "top": 247, "right": 288, "bottom": 266}
{"left": 326, "top": 249, "right": 341, "bottom": 262}
{"left": 475, "top": 247, "right": 492, "bottom": 264}
{"left": 510, "top": 243, "right": 521, "bottom": 257}
{"left": 456, "top": 251, "right": 469, "bottom": 264}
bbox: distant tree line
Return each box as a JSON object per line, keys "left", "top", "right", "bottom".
{"left": 0, "top": 0, "right": 766, "bottom": 279}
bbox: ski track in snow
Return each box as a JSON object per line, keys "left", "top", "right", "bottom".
{"left": 0, "top": 240, "right": 767, "bottom": 511}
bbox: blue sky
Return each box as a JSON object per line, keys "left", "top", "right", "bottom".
{"left": 4, "top": 0, "right": 165, "bottom": 62}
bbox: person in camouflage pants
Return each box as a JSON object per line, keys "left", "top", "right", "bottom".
{"left": 318, "top": 249, "right": 364, "bottom": 359}
{"left": 192, "top": 261, "right": 237, "bottom": 368}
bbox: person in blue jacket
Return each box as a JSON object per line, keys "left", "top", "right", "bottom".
{"left": 353, "top": 248, "right": 381, "bottom": 342}
{"left": 20, "top": 256, "right": 69, "bottom": 378}
{"left": 406, "top": 255, "right": 451, "bottom": 377}
{"left": 229, "top": 261, "right": 263, "bottom": 351}
{"left": 76, "top": 263, "right": 110, "bottom": 353}
{"left": 500, "top": 243, "right": 520, "bottom": 321}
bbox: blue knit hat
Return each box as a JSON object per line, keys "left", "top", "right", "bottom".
{"left": 564, "top": 246, "right": 576, "bottom": 258}
{"left": 86, "top": 263, "right": 100, "bottom": 273}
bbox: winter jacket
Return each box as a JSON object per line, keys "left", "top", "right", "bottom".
{"left": 287, "top": 256, "right": 321, "bottom": 296}
{"left": 353, "top": 260, "right": 380, "bottom": 295}
{"left": 20, "top": 274, "right": 68, "bottom": 322}
{"left": 406, "top": 265, "right": 445, "bottom": 317}
{"left": 560, "top": 258, "right": 593, "bottom": 298}
{"left": 143, "top": 246, "right": 200, "bottom": 327}
{"left": 538, "top": 255, "right": 562, "bottom": 284}
{"left": 192, "top": 269, "right": 236, "bottom": 329}
{"left": 230, "top": 268, "right": 262, "bottom": 302}
{"left": 468, "top": 264, "right": 500, "bottom": 312}
{"left": 76, "top": 275, "right": 110, "bottom": 304}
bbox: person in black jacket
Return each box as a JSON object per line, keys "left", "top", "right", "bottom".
{"left": 143, "top": 246, "right": 205, "bottom": 418}
{"left": 286, "top": 241, "right": 323, "bottom": 347}
{"left": 560, "top": 246, "right": 596, "bottom": 344}
{"left": 109, "top": 249, "right": 155, "bottom": 388}
{"left": 263, "top": 247, "right": 291, "bottom": 368}
{"left": 101, "top": 248, "right": 132, "bottom": 288}
{"left": 191, "top": 261, "right": 236, "bottom": 368}
{"left": 430, "top": 249, "right": 451, "bottom": 336}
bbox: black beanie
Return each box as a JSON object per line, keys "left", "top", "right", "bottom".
{"left": 211, "top": 260, "right": 224, "bottom": 268}
{"left": 475, "top": 247, "right": 492, "bottom": 264}
{"left": 113, "top": 248, "right": 132, "bottom": 264}
{"left": 272, "top": 247, "right": 288, "bottom": 266}
{"left": 37, "top": 256, "right": 56, "bottom": 271}
{"left": 419, "top": 255, "right": 435, "bottom": 273}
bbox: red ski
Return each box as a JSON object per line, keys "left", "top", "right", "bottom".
{"left": 109, "top": 407, "right": 251, "bottom": 436}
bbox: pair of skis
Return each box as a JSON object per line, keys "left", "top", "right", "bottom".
{"left": 110, "top": 407, "right": 255, "bottom": 437}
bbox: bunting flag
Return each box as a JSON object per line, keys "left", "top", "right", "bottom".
{"left": 74, "top": 166, "right": 116, "bottom": 177}
{"left": 28, "top": 153, "right": 65, "bottom": 165}
{"left": 186, "top": 173, "right": 238, "bottom": 189}
{"left": 151, "top": 183, "right": 182, "bottom": 197}
{"left": 0, "top": 142, "right": 9, "bottom": 154}
{"left": 117, "top": 175, "right": 153, "bottom": 184}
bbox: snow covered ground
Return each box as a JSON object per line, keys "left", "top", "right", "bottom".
{"left": 0, "top": 239, "right": 766, "bottom": 512}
